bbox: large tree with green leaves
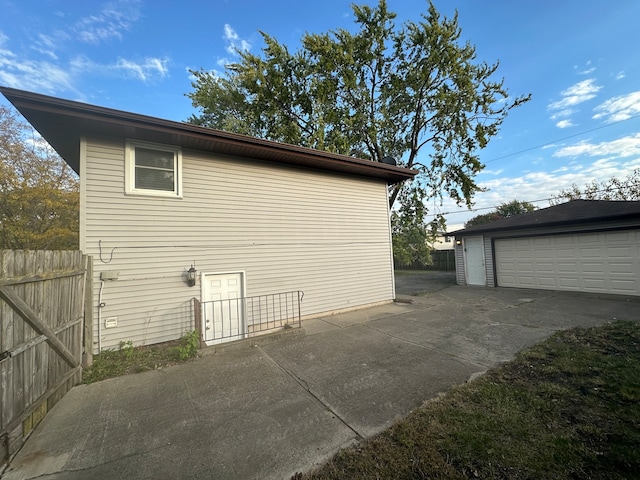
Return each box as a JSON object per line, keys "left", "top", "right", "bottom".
{"left": 551, "top": 169, "right": 640, "bottom": 203}
{"left": 187, "top": 0, "right": 530, "bottom": 213}
{"left": 391, "top": 187, "right": 433, "bottom": 267}
{"left": 0, "top": 105, "right": 79, "bottom": 250}
{"left": 464, "top": 200, "right": 536, "bottom": 228}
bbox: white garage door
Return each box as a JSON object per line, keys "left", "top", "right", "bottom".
{"left": 495, "top": 229, "right": 640, "bottom": 296}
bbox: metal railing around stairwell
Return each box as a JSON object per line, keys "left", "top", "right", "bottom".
{"left": 201, "top": 290, "right": 304, "bottom": 343}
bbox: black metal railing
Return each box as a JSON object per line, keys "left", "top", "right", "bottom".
{"left": 202, "top": 290, "right": 303, "bottom": 343}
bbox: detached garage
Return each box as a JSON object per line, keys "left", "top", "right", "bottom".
{"left": 452, "top": 200, "right": 640, "bottom": 296}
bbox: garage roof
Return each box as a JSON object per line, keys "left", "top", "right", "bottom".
{"left": 0, "top": 87, "right": 417, "bottom": 185}
{"left": 453, "top": 200, "right": 640, "bottom": 235}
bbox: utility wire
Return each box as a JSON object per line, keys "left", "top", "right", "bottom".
{"left": 425, "top": 114, "right": 640, "bottom": 220}
{"left": 482, "top": 112, "right": 640, "bottom": 165}
{"left": 427, "top": 182, "right": 640, "bottom": 219}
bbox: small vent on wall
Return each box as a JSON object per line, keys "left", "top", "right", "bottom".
{"left": 104, "top": 317, "right": 118, "bottom": 328}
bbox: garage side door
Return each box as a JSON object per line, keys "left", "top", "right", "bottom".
{"left": 495, "top": 229, "right": 640, "bottom": 296}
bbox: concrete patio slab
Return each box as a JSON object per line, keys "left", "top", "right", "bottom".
{"left": 3, "top": 278, "right": 639, "bottom": 480}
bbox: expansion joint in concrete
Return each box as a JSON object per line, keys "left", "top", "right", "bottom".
{"left": 256, "top": 346, "right": 364, "bottom": 441}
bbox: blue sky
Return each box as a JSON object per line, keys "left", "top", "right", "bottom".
{"left": 1, "top": 0, "right": 639, "bottom": 228}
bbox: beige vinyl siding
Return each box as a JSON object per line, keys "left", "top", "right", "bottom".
{"left": 82, "top": 137, "right": 394, "bottom": 352}
{"left": 454, "top": 236, "right": 493, "bottom": 287}
{"left": 484, "top": 237, "right": 495, "bottom": 287}
{"left": 455, "top": 243, "right": 465, "bottom": 285}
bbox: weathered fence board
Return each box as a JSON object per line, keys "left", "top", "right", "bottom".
{"left": 0, "top": 250, "right": 87, "bottom": 469}
{"left": 395, "top": 249, "right": 456, "bottom": 271}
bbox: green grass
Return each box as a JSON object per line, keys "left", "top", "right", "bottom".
{"left": 296, "top": 320, "right": 640, "bottom": 479}
{"left": 82, "top": 331, "right": 200, "bottom": 384}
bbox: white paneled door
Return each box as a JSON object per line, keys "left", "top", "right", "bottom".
{"left": 495, "top": 230, "right": 640, "bottom": 296}
{"left": 464, "top": 236, "right": 486, "bottom": 286}
{"left": 202, "top": 272, "right": 245, "bottom": 344}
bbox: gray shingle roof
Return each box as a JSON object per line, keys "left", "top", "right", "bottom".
{"left": 452, "top": 200, "right": 640, "bottom": 235}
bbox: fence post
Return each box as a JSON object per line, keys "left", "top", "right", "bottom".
{"left": 83, "top": 255, "right": 93, "bottom": 367}
{"left": 193, "top": 297, "right": 203, "bottom": 347}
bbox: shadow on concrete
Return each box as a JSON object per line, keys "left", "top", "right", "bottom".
{"left": 394, "top": 270, "right": 456, "bottom": 296}
{"left": 4, "top": 280, "right": 639, "bottom": 480}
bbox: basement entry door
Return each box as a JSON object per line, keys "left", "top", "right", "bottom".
{"left": 202, "top": 272, "right": 246, "bottom": 344}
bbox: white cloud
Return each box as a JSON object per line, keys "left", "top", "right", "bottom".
{"left": 0, "top": 48, "right": 75, "bottom": 93}
{"left": 71, "top": 55, "right": 169, "bottom": 82}
{"left": 553, "top": 133, "right": 640, "bottom": 158}
{"left": 216, "top": 57, "right": 232, "bottom": 68}
{"left": 555, "top": 119, "right": 575, "bottom": 128}
{"left": 440, "top": 159, "right": 640, "bottom": 226}
{"left": 550, "top": 108, "right": 576, "bottom": 120}
{"left": 574, "top": 61, "right": 595, "bottom": 76}
{"left": 592, "top": 91, "right": 640, "bottom": 123}
{"left": 75, "top": 0, "right": 142, "bottom": 44}
{"left": 548, "top": 79, "right": 602, "bottom": 111}
{"left": 223, "top": 24, "right": 251, "bottom": 55}
{"left": 615, "top": 71, "right": 626, "bottom": 80}
{"left": 31, "top": 32, "right": 70, "bottom": 60}
{"left": 479, "top": 168, "right": 504, "bottom": 176}
{"left": 578, "top": 66, "right": 595, "bottom": 75}
{"left": 0, "top": 3, "right": 172, "bottom": 98}
{"left": 114, "top": 57, "right": 168, "bottom": 81}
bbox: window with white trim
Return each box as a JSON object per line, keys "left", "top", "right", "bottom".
{"left": 125, "top": 141, "right": 182, "bottom": 197}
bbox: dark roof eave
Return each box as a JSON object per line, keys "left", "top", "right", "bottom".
{"left": 453, "top": 211, "right": 640, "bottom": 236}
{"left": 0, "top": 87, "right": 417, "bottom": 184}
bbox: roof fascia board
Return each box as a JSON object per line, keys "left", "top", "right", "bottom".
{"left": 1, "top": 87, "right": 417, "bottom": 184}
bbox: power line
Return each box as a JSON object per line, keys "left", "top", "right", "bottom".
{"left": 483, "top": 112, "right": 640, "bottom": 165}
{"left": 429, "top": 196, "right": 554, "bottom": 218}
{"left": 428, "top": 182, "right": 640, "bottom": 219}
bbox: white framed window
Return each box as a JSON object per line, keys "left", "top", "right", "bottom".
{"left": 125, "top": 140, "right": 182, "bottom": 197}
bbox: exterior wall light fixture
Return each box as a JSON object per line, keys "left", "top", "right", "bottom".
{"left": 456, "top": 239, "right": 462, "bottom": 246}
{"left": 186, "top": 264, "right": 197, "bottom": 287}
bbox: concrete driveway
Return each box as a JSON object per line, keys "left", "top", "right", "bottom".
{"left": 3, "top": 279, "right": 639, "bottom": 480}
{"left": 394, "top": 269, "right": 456, "bottom": 295}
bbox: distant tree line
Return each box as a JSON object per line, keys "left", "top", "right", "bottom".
{"left": 464, "top": 200, "right": 536, "bottom": 228}
{"left": 551, "top": 169, "right": 640, "bottom": 203}
{"left": 0, "top": 106, "right": 78, "bottom": 250}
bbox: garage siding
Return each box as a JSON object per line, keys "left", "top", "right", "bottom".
{"left": 454, "top": 238, "right": 494, "bottom": 287}
{"left": 484, "top": 237, "right": 495, "bottom": 287}
{"left": 455, "top": 244, "right": 465, "bottom": 285}
{"left": 495, "top": 230, "right": 640, "bottom": 296}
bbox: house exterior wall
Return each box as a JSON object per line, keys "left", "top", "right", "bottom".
{"left": 432, "top": 234, "right": 455, "bottom": 251}
{"left": 81, "top": 136, "right": 395, "bottom": 352}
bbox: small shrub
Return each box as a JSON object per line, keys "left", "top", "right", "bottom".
{"left": 119, "top": 340, "right": 134, "bottom": 359}
{"left": 83, "top": 335, "right": 200, "bottom": 384}
{"left": 174, "top": 330, "right": 200, "bottom": 361}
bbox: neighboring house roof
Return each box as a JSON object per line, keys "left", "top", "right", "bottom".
{"left": 0, "top": 87, "right": 417, "bottom": 184}
{"left": 452, "top": 200, "right": 640, "bottom": 235}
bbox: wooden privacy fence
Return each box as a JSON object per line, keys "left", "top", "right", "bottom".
{"left": 0, "top": 250, "right": 89, "bottom": 468}
{"left": 430, "top": 250, "right": 456, "bottom": 271}
{"left": 395, "top": 249, "right": 456, "bottom": 271}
